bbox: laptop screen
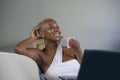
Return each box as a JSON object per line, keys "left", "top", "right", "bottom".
{"left": 77, "top": 50, "right": 120, "bottom": 80}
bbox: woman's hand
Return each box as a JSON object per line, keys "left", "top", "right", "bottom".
{"left": 30, "top": 25, "right": 40, "bottom": 40}
{"left": 69, "top": 39, "right": 81, "bottom": 51}
{"left": 69, "top": 39, "right": 83, "bottom": 62}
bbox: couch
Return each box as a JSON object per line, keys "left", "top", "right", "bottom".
{"left": 0, "top": 52, "right": 41, "bottom": 80}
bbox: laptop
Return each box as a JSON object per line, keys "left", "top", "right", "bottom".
{"left": 77, "top": 50, "right": 120, "bottom": 80}
{"left": 59, "top": 76, "right": 77, "bottom": 80}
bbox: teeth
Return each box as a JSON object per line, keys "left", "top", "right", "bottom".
{"left": 54, "top": 33, "right": 59, "bottom": 36}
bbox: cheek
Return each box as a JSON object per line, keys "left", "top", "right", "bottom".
{"left": 47, "top": 30, "right": 52, "bottom": 33}
{"left": 44, "top": 31, "right": 52, "bottom": 37}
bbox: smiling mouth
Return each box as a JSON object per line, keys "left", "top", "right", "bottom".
{"left": 53, "top": 32, "right": 61, "bottom": 40}
{"left": 54, "top": 33, "right": 60, "bottom": 37}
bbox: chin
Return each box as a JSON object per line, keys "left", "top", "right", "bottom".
{"left": 54, "top": 39, "right": 60, "bottom": 42}
{"left": 56, "top": 37, "right": 61, "bottom": 41}
{"left": 54, "top": 37, "right": 61, "bottom": 40}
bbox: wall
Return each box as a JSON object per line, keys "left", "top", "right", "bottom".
{"left": 0, "top": 0, "right": 120, "bottom": 52}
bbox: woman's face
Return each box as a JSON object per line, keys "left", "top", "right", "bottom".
{"left": 40, "top": 20, "right": 61, "bottom": 41}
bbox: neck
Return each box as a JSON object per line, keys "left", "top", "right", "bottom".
{"left": 44, "top": 40, "right": 59, "bottom": 54}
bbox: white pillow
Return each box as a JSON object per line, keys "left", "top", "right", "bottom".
{"left": 0, "top": 52, "right": 40, "bottom": 80}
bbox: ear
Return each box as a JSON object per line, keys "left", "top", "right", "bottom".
{"left": 39, "top": 32, "right": 45, "bottom": 38}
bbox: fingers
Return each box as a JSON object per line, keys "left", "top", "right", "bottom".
{"left": 32, "top": 25, "right": 40, "bottom": 31}
{"left": 69, "top": 39, "right": 80, "bottom": 48}
{"left": 67, "top": 37, "right": 75, "bottom": 48}
{"left": 30, "top": 25, "right": 40, "bottom": 39}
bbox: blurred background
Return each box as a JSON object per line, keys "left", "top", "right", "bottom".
{"left": 0, "top": 0, "right": 120, "bottom": 53}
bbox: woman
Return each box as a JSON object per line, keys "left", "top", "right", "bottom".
{"left": 15, "top": 18, "right": 82, "bottom": 80}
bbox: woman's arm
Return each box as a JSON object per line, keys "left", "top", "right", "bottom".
{"left": 14, "top": 25, "right": 40, "bottom": 60}
{"left": 69, "top": 39, "right": 83, "bottom": 63}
